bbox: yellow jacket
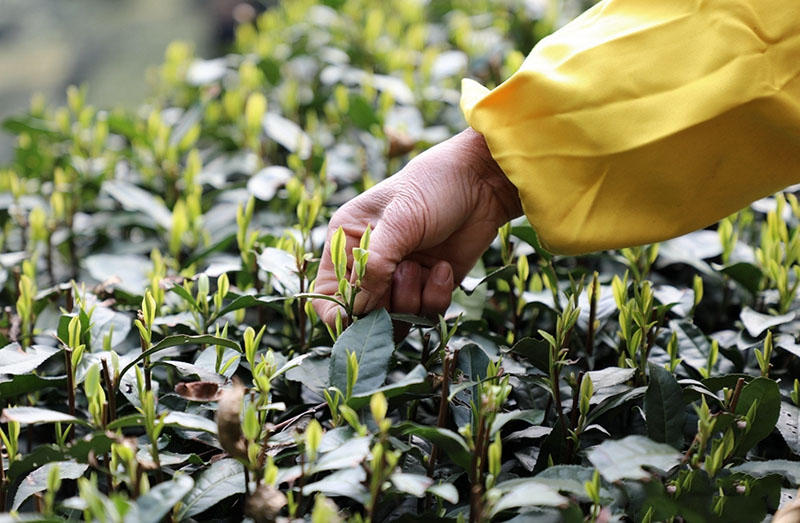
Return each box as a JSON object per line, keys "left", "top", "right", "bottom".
{"left": 461, "top": 0, "right": 800, "bottom": 254}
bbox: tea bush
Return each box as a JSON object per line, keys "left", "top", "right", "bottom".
{"left": 2, "top": 1, "right": 800, "bottom": 521}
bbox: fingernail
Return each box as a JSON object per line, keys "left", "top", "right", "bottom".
{"left": 396, "top": 261, "right": 410, "bottom": 278}
{"left": 433, "top": 263, "right": 450, "bottom": 285}
{"left": 353, "top": 287, "right": 371, "bottom": 314}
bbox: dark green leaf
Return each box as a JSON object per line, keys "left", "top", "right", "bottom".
{"left": 256, "top": 247, "right": 301, "bottom": 294}
{"left": 215, "top": 293, "right": 286, "bottom": 318}
{"left": 117, "top": 334, "right": 241, "bottom": 386}
{"left": 670, "top": 319, "right": 716, "bottom": 374}
{"left": 644, "top": 363, "right": 686, "bottom": 449}
{"left": 505, "top": 337, "right": 550, "bottom": 374}
{"left": 0, "top": 375, "right": 67, "bottom": 398}
{"left": 460, "top": 266, "right": 515, "bottom": 295}
{"left": 2, "top": 116, "right": 62, "bottom": 138}
{"left": 285, "top": 356, "right": 329, "bottom": 394}
{"left": 534, "top": 420, "right": 569, "bottom": 473}
{"left": 0, "top": 407, "right": 84, "bottom": 426}
{"left": 302, "top": 467, "right": 368, "bottom": 504}
{"left": 587, "top": 367, "right": 636, "bottom": 390}
{"left": 83, "top": 254, "right": 152, "bottom": 296}
{"left": 133, "top": 474, "right": 194, "bottom": 522}
{"left": 733, "top": 460, "right": 800, "bottom": 485}
{"left": 510, "top": 223, "right": 553, "bottom": 262}
{"left": 8, "top": 434, "right": 114, "bottom": 484}
{"left": 102, "top": 180, "right": 173, "bottom": 229}
{"left": 733, "top": 377, "right": 780, "bottom": 456}
{"left": 392, "top": 422, "right": 471, "bottom": 471}
{"left": 178, "top": 458, "right": 245, "bottom": 518}
{"left": 534, "top": 465, "right": 616, "bottom": 503}
{"left": 348, "top": 94, "right": 380, "bottom": 130}
{"left": 329, "top": 309, "right": 394, "bottom": 395}
{"left": 490, "top": 409, "right": 545, "bottom": 437}
{"left": 740, "top": 307, "right": 795, "bottom": 338}
{"left": 719, "top": 262, "right": 763, "bottom": 294}
{"left": 348, "top": 364, "right": 429, "bottom": 409}
{"left": 587, "top": 436, "right": 681, "bottom": 482}
{"left": 13, "top": 461, "right": 88, "bottom": 511}
{"left": 490, "top": 478, "right": 568, "bottom": 515}
{"left": 0, "top": 344, "right": 59, "bottom": 375}
{"left": 777, "top": 402, "right": 800, "bottom": 456}
{"left": 310, "top": 437, "right": 371, "bottom": 473}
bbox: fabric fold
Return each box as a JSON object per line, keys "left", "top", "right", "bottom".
{"left": 461, "top": 0, "right": 800, "bottom": 254}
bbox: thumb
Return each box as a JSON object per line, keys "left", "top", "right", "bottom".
{"left": 352, "top": 219, "right": 411, "bottom": 316}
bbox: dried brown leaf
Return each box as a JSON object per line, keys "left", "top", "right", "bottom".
{"left": 175, "top": 381, "right": 223, "bottom": 401}
{"left": 216, "top": 379, "right": 247, "bottom": 460}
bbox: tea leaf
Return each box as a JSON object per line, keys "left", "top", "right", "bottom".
{"left": 644, "top": 363, "right": 686, "bottom": 450}
{"left": 587, "top": 436, "right": 681, "bottom": 482}
{"left": 777, "top": 402, "right": 800, "bottom": 456}
{"left": 133, "top": 474, "right": 194, "bottom": 522}
{"left": 733, "top": 378, "right": 780, "bottom": 456}
{"left": 0, "top": 344, "right": 59, "bottom": 375}
{"left": 329, "top": 309, "right": 393, "bottom": 396}
{"left": 178, "top": 458, "right": 246, "bottom": 518}
{"left": 0, "top": 407, "right": 84, "bottom": 426}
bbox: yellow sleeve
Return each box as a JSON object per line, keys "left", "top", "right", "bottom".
{"left": 461, "top": 0, "right": 800, "bottom": 254}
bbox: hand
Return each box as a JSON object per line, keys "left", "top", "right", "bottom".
{"left": 313, "top": 127, "right": 523, "bottom": 326}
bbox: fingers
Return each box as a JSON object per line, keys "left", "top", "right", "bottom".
{"left": 391, "top": 260, "right": 423, "bottom": 314}
{"left": 313, "top": 220, "right": 364, "bottom": 326}
{"left": 421, "top": 261, "right": 454, "bottom": 317}
{"left": 351, "top": 217, "right": 413, "bottom": 316}
{"left": 390, "top": 259, "right": 454, "bottom": 318}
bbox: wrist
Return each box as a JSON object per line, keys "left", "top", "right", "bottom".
{"left": 455, "top": 127, "right": 523, "bottom": 223}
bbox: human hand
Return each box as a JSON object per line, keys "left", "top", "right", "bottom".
{"left": 313, "top": 127, "right": 523, "bottom": 326}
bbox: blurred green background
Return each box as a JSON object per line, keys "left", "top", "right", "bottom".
{"left": 0, "top": 0, "right": 589, "bottom": 161}
{"left": 0, "top": 0, "right": 225, "bottom": 161}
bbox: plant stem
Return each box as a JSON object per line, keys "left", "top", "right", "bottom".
{"left": 427, "top": 350, "right": 454, "bottom": 479}
{"left": 566, "top": 371, "right": 584, "bottom": 462}
{"left": 509, "top": 290, "right": 520, "bottom": 342}
{"left": 367, "top": 433, "right": 388, "bottom": 523}
{"left": 101, "top": 358, "right": 116, "bottom": 423}
{"left": 133, "top": 464, "right": 143, "bottom": 499}
{"left": 729, "top": 377, "right": 746, "bottom": 412}
{"left": 469, "top": 410, "right": 488, "bottom": 523}
{"left": 585, "top": 274, "right": 598, "bottom": 358}
{"left": 295, "top": 455, "right": 306, "bottom": 517}
{"left": 549, "top": 350, "right": 570, "bottom": 444}
{"left": 67, "top": 210, "right": 78, "bottom": 281}
{"left": 297, "top": 261, "right": 307, "bottom": 352}
{"left": 257, "top": 403, "right": 326, "bottom": 467}
{"left": 64, "top": 347, "right": 75, "bottom": 441}
{"left": 254, "top": 268, "right": 266, "bottom": 327}
{"left": 104, "top": 452, "right": 112, "bottom": 494}
{"left": 0, "top": 446, "right": 6, "bottom": 512}
{"left": 150, "top": 436, "right": 163, "bottom": 485}
{"left": 420, "top": 332, "right": 432, "bottom": 368}
{"left": 45, "top": 230, "right": 55, "bottom": 286}
{"left": 65, "top": 286, "right": 73, "bottom": 314}
{"left": 140, "top": 333, "right": 151, "bottom": 393}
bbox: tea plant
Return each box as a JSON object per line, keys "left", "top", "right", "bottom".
{"left": 2, "top": 0, "right": 800, "bottom": 521}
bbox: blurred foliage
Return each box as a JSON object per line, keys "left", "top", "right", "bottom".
{"left": 2, "top": 0, "right": 800, "bottom": 522}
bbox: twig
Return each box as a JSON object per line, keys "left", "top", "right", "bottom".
{"left": 427, "top": 351, "right": 454, "bottom": 478}
{"left": 101, "top": 358, "right": 116, "bottom": 423}
{"left": 585, "top": 273, "right": 598, "bottom": 358}
{"left": 64, "top": 347, "right": 75, "bottom": 441}
{"left": 469, "top": 410, "right": 488, "bottom": 523}
{"left": 729, "top": 377, "right": 746, "bottom": 412}
{"left": 566, "top": 371, "right": 584, "bottom": 462}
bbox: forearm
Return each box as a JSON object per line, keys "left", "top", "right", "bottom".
{"left": 451, "top": 127, "right": 523, "bottom": 224}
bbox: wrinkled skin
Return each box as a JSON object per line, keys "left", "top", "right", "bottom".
{"left": 314, "top": 128, "right": 523, "bottom": 326}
